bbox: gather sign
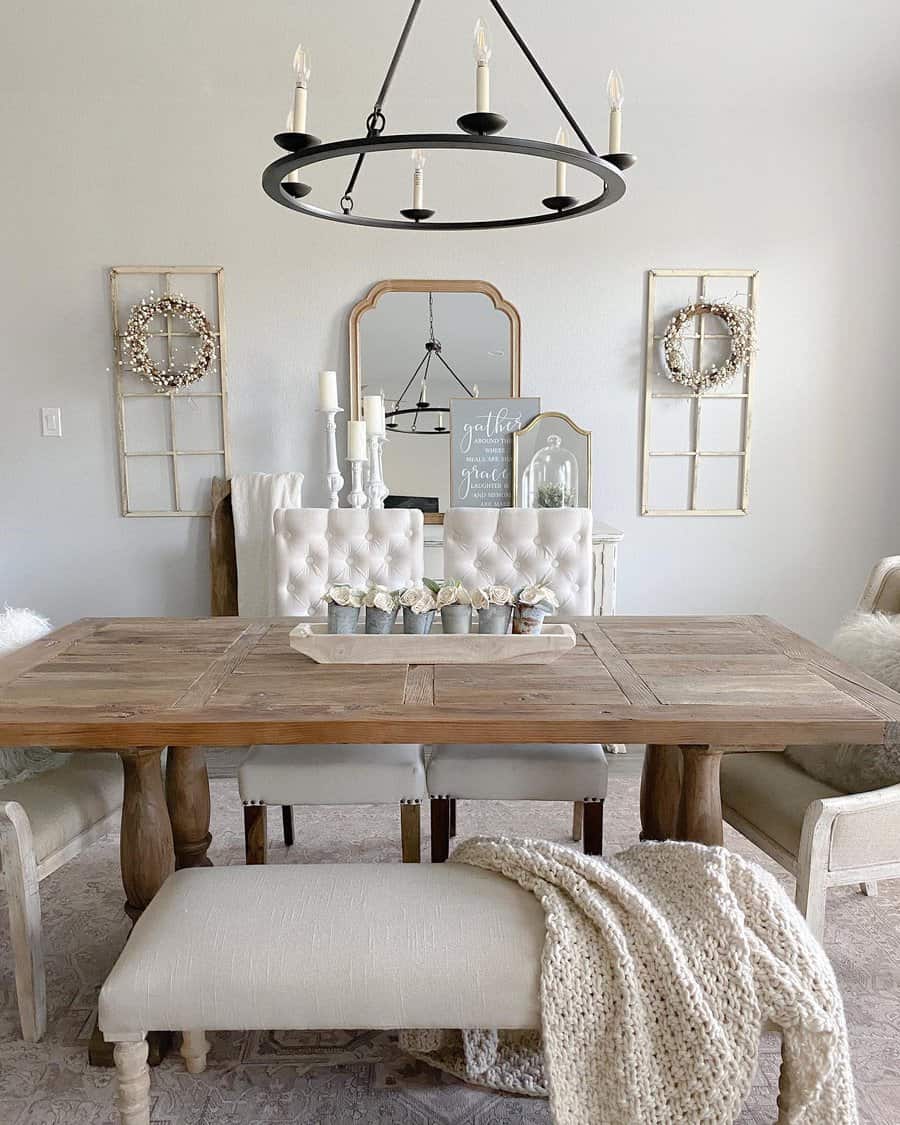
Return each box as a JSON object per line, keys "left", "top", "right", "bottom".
{"left": 449, "top": 397, "right": 541, "bottom": 508}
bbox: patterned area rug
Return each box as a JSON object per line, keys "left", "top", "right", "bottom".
{"left": 0, "top": 762, "right": 897, "bottom": 1124}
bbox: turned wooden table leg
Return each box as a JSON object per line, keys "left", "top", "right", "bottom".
{"left": 119, "top": 748, "right": 176, "bottom": 922}
{"left": 639, "top": 744, "right": 683, "bottom": 841}
{"left": 165, "top": 746, "right": 213, "bottom": 869}
{"left": 676, "top": 746, "right": 724, "bottom": 846}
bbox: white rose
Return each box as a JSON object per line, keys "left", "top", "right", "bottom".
{"left": 435, "top": 585, "right": 457, "bottom": 609}
{"left": 415, "top": 590, "right": 437, "bottom": 613}
{"left": 455, "top": 586, "right": 472, "bottom": 606}
{"left": 365, "top": 585, "right": 397, "bottom": 611}
{"left": 327, "top": 584, "right": 353, "bottom": 606}
{"left": 471, "top": 588, "right": 489, "bottom": 610}
{"left": 488, "top": 584, "right": 514, "bottom": 606}
{"left": 518, "top": 584, "right": 559, "bottom": 609}
{"left": 400, "top": 585, "right": 431, "bottom": 609}
{"left": 348, "top": 588, "right": 365, "bottom": 608}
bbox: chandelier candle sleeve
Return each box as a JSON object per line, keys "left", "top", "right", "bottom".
{"left": 364, "top": 394, "right": 385, "bottom": 436}
{"left": 474, "top": 18, "right": 491, "bottom": 112}
{"left": 607, "top": 69, "right": 623, "bottom": 153}
{"left": 412, "top": 149, "right": 426, "bottom": 209}
{"left": 293, "top": 43, "right": 311, "bottom": 132}
{"left": 318, "top": 370, "right": 339, "bottom": 411}
{"left": 555, "top": 126, "right": 569, "bottom": 196}
{"left": 347, "top": 419, "right": 367, "bottom": 461}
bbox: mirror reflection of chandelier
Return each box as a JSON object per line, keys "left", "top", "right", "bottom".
{"left": 384, "top": 292, "right": 477, "bottom": 435}
{"left": 522, "top": 433, "right": 578, "bottom": 508}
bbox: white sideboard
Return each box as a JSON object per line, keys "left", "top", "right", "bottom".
{"left": 423, "top": 520, "right": 623, "bottom": 616}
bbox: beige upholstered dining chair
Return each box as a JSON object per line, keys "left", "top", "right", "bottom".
{"left": 238, "top": 508, "right": 427, "bottom": 863}
{"left": 721, "top": 556, "right": 900, "bottom": 942}
{"left": 427, "top": 507, "right": 608, "bottom": 862}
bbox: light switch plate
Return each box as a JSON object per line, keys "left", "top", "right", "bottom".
{"left": 41, "top": 407, "right": 62, "bottom": 437}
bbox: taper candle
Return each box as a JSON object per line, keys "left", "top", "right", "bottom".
{"left": 607, "top": 69, "right": 623, "bottom": 153}
{"left": 473, "top": 19, "right": 491, "bottom": 112}
{"left": 347, "top": 419, "right": 367, "bottom": 461}
{"left": 318, "top": 370, "right": 339, "bottom": 411}
{"left": 554, "top": 125, "right": 569, "bottom": 196}
{"left": 411, "top": 149, "right": 426, "bottom": 209}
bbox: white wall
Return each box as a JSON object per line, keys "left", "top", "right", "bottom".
{"left": 2, "top": 0, "right": 898, "bottom": 641}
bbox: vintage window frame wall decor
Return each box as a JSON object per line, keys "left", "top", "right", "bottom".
{"left": 641, "top": 268, "right": 758, "bottom": 517}
{"left": 110, "top": 266, "right": 231, "bottom": 517}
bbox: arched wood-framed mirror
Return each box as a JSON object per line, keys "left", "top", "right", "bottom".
{"left": 349, "top": 279, "right": 522, "bottom": 521}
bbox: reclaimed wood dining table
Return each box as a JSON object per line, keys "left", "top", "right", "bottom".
{"left": 2, "top": 614, "right": 899, "bottom": 926}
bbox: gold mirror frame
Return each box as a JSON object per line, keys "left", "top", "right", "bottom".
{"left": 348, "top": 282, "right": 522, "bottom": 526}
{"left": 512, "top": 411, "right": 592, "bottom": 509}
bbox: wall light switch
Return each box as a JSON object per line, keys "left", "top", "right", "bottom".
{"left": 41, "top": 407, "right": 62, "bottom": 437}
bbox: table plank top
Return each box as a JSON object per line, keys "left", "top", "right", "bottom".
{"left": 1, "top": 615, "right": 898, "bottom": 750}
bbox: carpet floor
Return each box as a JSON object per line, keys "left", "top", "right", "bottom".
{"left": 0, "top": 759, "right": 897, "bottom": 1124}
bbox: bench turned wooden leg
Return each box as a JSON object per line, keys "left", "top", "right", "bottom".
{"left": 243, "top": 805, "right": 268, "bottom": 865}
{"left": 582, "top": 800, "right": 604, "bottom": 856}
{"left": 430, "top": 797, "right": 451, "bottom": 863}
{"left": 114, "top": 1040, "right": 150, "bottom": 1125}
{"left": 180, "top": 1029, "right": 211, "bottom": 1074}
{"left": 572, "top": 800, "right": 584, "bottom": 842}
{"left": 400, "top": 802, "right": 421, "bottom": 863}
{"left": 282, "top": 805, "right": 295, "bottom": 847}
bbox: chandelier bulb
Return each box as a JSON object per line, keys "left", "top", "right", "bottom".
{"left": 555, "top": 125, "right": 569, "bottom": 147}
{"left": 473, "top": 18, "right": 492, "bottom": 65}
{"left": 293, "top": 43, "right": 311, "bottom": 87}
{"left": 411, "top": 148, "right": 427, "bottom": 171}
{"left": 607, "top": 69, "right": 624, "bottom": 110}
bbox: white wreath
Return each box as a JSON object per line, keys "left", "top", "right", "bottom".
{"left": 663, "top": 300, "right": 756, "bottom": 392}
{"left": 122, "top": 294, "right": 217, "bottom": 391}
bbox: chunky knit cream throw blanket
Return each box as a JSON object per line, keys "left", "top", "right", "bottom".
{"left": 403, "top": 837, "right": 856, "bottom": 1125}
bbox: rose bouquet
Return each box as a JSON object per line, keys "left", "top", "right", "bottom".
{"left": 435, "top": 579, "right": 473, "bottom": 634}
{"left": 399, "top": 583, "right": 438, "bottom": 634}
{"left": 324, "top": 584, "right": 365, "bottom": 634}
{"left": 471, "top": 584, "right": 515, "bottom": 634}
{"left": 363, "top": 585, "right": 401, "bottom": 634}
{"left": 513, "top": 584, "right": 560, "bottom": 634}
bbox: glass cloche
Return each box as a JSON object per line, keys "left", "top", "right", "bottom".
{"left": 521, "top": 433, "right": 578, "bottom": 508}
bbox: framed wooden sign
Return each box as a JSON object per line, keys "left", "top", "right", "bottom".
{"left": 449, "top": 397, "right": 541, "bottom": 507}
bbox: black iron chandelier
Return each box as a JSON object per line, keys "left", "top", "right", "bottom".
{"left": 384, "top": 292, "right": 475, "bottom": 434}
{"left": 262, "top": 0, "right": 635, "bottom": 231}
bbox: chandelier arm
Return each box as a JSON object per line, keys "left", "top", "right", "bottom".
{"left": 432, "top": 350, "right": 474, "bottom": 397}
{"left": 341, "top": 0, "right": 424, "bottom": 210}
{"left": 486, "top": 0, "right": 597, "bottom": 156}
{"left": 394, "top": 352, "right": 430, "bottom": 406}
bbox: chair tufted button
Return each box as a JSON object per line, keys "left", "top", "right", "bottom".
{"left": 552, "top": 560, "right": 560, "bottom": 568}
{"left": 366, "top": 532, "right": 373, "bottom": 541}
{"left": 385, "top": 555, "right": 392, "bottom": 564}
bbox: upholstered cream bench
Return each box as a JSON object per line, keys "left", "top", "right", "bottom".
{"left": 99, "top": 864, "right": 543, "bottom": 1124}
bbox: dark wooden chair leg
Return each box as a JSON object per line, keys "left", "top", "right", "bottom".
{"left": 243, "top": 805, "right": 268, "bottom": 865}
{"left": 400, "top": 803, "right": 421, "bottom": 863}
{"left": 281, "top": 805, "right": 295, "bottom": 847}
{"left": 430, "top": 797, "right": 451, "bottom": 863}
{"left": 582, "top": 800, "right": 604, "bottom": 856}
{"left": 572, "top": 800, "right": 584, "bottom": 842}
{"left": 449, "top": 797, "right": 457, "bottom": 837}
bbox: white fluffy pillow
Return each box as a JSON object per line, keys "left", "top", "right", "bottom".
{"left": 785, "top": 611, "right": 900, "bottom": 792}
{"left": 0, "top": 607, "right": 66, "bottom": 785}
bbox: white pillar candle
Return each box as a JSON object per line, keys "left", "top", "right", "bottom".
{"left": 554, "top": 126, "right": 568, "bottom": 196}
{"left": 364, "top": 394, "right": 385, "bottom": 436}
{"left": 437, "top": 413, "right": 444, "bottom": 430}
{"left": 293, "top": 85, "right": 308, "bottom": 133}
{"left": 318, "top": 370, "right": 339, "bottom": 411}
{"left": 411, "top": 149, "right": 426, "bottom": 209}
{"left": 607, "top": 70, "right": 624, "bottom": 153}
{"left": 347, "top": 419, "right": 367, "bottom": 460}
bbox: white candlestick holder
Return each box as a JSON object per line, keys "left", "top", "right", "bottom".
{"left": 318, "top": 407, "right": 345, "bottom": 509}
{"left": 346, "top": 458, "right": 368, "bottom": 509}
{"left": 365, "top": 433, "right": 389, "bottom": 509}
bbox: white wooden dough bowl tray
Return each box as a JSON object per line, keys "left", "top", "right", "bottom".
{"left": 288, "top": 622, "right": 577, "bottom": 664}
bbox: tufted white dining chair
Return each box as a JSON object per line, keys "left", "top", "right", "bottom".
{"left": 238, "top": 508, "right": 428, "bottom": 863}
{"left": 427, "top": 507, "right": 608, "bottom": 861}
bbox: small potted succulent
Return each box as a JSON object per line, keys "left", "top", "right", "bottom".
{"left": 471, "top": 584, "right": 515, "bottom": 634}
{"left": 399, "top": 581, "right": 439, "bottom": 634}
{"left": 364, "top": 585, "right": 401, "bottom": 634}
{"left": 324, "top": 584, "right": 365, "bottom": 634}
{"left": 513, "top": 585, "right": 560, "bottom": 635}
{"left": 435, "top": 579, "right": 473, "bottom": 634}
